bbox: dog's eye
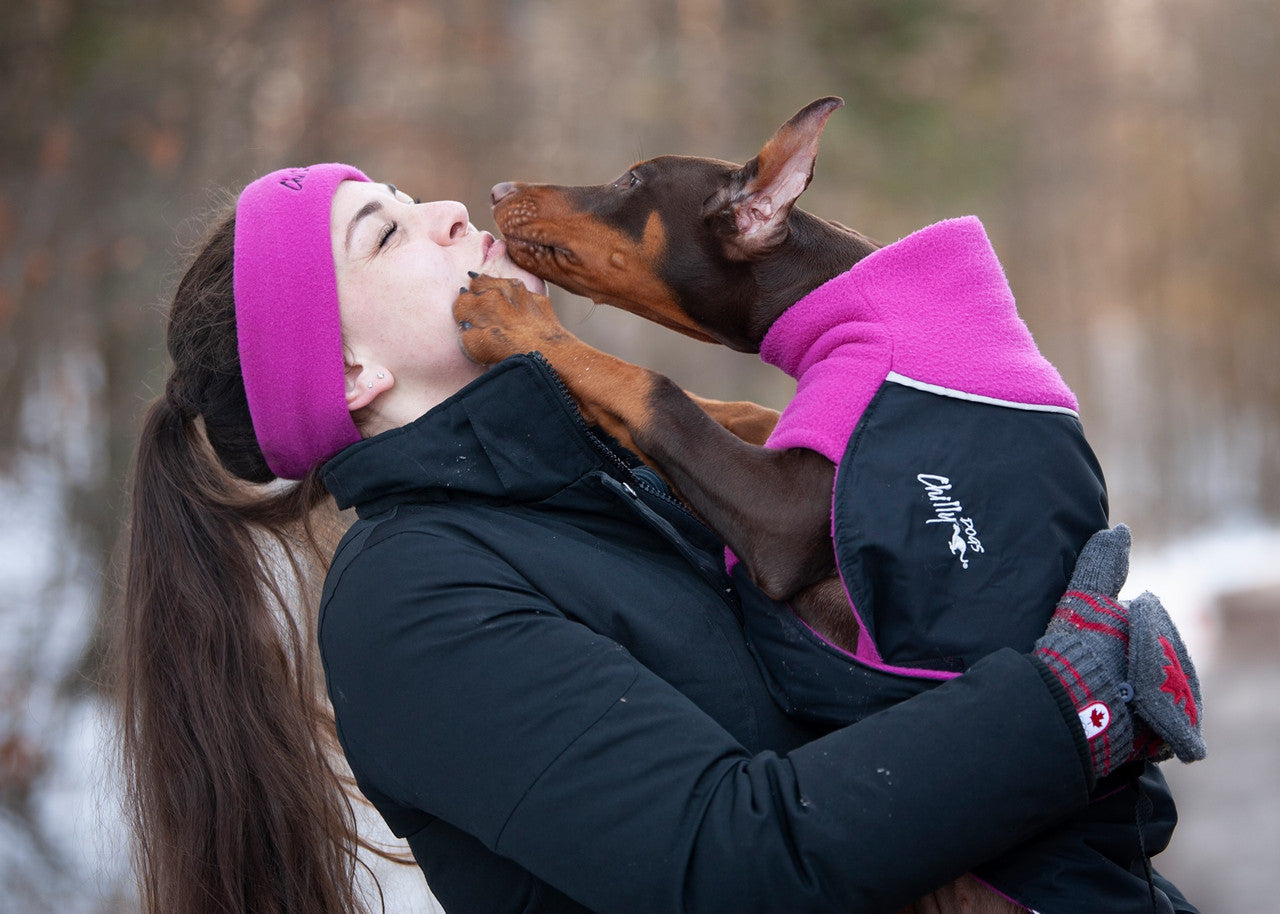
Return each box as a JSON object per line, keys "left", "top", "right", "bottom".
{"left": 628, "top": 172, "right": 640, "bottom": 188}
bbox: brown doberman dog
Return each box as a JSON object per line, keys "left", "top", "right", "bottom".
{"left": 455, "top": 97, "right": 1035, "bottom": 914}
{"left": 457, "top": 97, "right": 870, "bottom": 651}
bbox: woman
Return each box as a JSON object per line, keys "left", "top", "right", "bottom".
{"left": 118, "top": 163, "right": 1199, "bottom": 914}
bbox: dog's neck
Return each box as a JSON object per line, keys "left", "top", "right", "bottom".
{"left": 746, "top": 209, "right": 880, "bottom": 349}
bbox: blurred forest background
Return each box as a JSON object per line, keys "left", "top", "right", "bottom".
{"left": 1, "top": 0, "right": 1278, "bottom": 911}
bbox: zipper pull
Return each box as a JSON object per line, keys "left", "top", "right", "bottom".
{"left": 629, "top": 465, "right": 670, "bottom": 497}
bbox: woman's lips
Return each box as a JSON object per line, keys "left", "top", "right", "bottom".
{"left": 480, "top": 232, "right": 498, "bottom": 266}
{"left": 475, "top": 233, "right": 546, "bottom": 293}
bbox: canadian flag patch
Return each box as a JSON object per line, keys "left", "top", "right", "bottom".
{"left": 1078, "top": 701, "right": 1111, "bottom": 740}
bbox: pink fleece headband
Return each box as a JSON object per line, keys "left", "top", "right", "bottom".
{"left": 234, "top": 163, "right": 370, "bottom": 479}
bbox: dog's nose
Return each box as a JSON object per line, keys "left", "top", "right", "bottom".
{"left": 491, "top": 182, "right": 517, "bottom": 207}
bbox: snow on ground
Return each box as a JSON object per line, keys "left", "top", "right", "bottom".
{"left": 1124, "top": 519, "right": 1280, "bottom": 678}
{"left": 1121, "top": 521, "right": 1280, "bottom": 912}
{"left": 0, "top": 456, "right": 443, "bottom": 912}
{"left": 15, "top": 693, "right": 443, "bottom": 914}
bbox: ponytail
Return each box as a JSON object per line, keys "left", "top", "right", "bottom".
{"left": 116, "top": 212, "right": 383, "bottom": 914}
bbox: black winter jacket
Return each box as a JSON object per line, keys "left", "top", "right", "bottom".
{"left": 318, "top": 355, "right": 1154, "bottom": 913}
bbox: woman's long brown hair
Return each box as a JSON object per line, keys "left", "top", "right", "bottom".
{"left": 115, "top": 212, "right": 378, "bottom": 913}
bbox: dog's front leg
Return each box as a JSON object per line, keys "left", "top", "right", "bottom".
{"left": 685, "top": 394, "right": 780, "bottom": 446}
{"left": 457, "top": 276, "right": 835, "bottom": 604}
{"left": 642, "top": 373, "right": 836, "bottom": 602}
{"left": 456, "top": 275, "right": 672, "bottom": 462}
{"left": 456, "top": 276, "right": 779, "bottom": 448}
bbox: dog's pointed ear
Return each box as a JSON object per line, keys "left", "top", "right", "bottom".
{"left": 706, "top": 97, "right": 843, "bottom": 261}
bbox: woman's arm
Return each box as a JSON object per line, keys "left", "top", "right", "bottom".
{"left": 320, "top": 529, "right": 1089, "bottom": 914}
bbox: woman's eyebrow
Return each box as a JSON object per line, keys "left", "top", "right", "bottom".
{"left": 344, "top": 184, "right": 399, "bottom": 253}
{"left": 345, "top": 198, "right": 386, "bottom": 253}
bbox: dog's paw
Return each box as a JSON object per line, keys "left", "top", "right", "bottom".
{"left": 454, "top": 274, "right": 569, "bottom": 365}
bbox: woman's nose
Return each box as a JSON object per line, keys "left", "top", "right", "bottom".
{"left": 422, "top": 200, "right": 470, "bottom": 243}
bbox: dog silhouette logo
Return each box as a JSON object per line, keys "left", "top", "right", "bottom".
{"left": 917, "top": 474, "right": 984, "bottom": 570}
{"left": 947, "top": 523, "right": 970, "bottom": 569}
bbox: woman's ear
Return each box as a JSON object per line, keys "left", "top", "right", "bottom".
{"left": 345, "top": 362, "right": 393, "bottom": 412}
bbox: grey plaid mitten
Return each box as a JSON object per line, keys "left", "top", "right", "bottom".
{"left": 1033, "top": 525, "right": 1137, "bottom": 779}
{"left": 1034, "top": 525, "right": 1208, "bottom": 780}
{"left": 1128, "top": 590, "right": 1206, "bottom": 763}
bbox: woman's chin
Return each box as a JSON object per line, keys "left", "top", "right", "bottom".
{"left": 506, "top": 268, "right": 548, "bottom": 296}
{"left": 484, "top": 255, "right": 547, "bottom": 295}
{"left": 518, "top": 272, "right": 548, "bottom": 295}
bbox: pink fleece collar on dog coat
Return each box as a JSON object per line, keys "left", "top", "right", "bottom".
{"left": 234, "top": 163, "right": 370, "bottom": 479}
{"left": 758, "top": 215, "right": 1078, "bottom": 465}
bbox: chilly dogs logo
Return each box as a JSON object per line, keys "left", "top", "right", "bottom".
{"left": 916, "top": 474, "right": 984, "bottom": 569}
{"left": 279, "top": 167, "right": 310, "bottom": 191}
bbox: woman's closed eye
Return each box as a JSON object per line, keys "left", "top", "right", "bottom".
{"left": 377, "top": 221, "right": 399, "bottom": 250}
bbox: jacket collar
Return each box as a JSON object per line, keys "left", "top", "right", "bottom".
{"left": 322, "top": 355, "right": 615, "bottom": 516}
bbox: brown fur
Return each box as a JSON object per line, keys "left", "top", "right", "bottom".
{"left": 456, "top": 98, "right": 1030, "bottom": 912}
{"left": 461, "top": 98, "right": 875, "bottom": 648}
{"left": 118, "top": 213, "right": 383, "bottom": 914}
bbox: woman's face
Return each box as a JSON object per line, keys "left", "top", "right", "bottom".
{"left": 330, "top": 179, "right": 546, "bottom": 416}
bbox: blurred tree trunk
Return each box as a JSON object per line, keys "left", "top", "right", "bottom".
{"left": 1000, "top": 0, "right": 1280, "bottom": 536}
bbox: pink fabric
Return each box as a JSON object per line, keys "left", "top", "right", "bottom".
{"left": 234, "top": 163, "right": 370, "bottom": 479}
{"left": 727, "top": 216, "right": 1077, "bottom": 645}
{"left": 760, "top": 216, "right": 1077, "bottom": 464}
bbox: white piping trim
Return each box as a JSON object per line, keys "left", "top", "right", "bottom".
{"left": 884, "top": 371, "right": 1080, "bottom": 417}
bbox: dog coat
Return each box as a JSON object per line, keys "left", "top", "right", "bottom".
{"left": 759, "top": 216, "right": 1109, "bottom": 679}
{"left": 740, "top": 218, "right": 1195, "bottom": 913}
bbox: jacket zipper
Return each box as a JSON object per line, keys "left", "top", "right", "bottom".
{"left": 529, "top": 351, "right": 694, "bottom": 515}
{"left": 529, "top": 352, "right": 741, "bottom": 612}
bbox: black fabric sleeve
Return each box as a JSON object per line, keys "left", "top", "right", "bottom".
{"left": 321, "top": 530, "right": 1091, "bottom": 914}
{"left": 407, "top": 818, "right": 593, "bottom": 914}
{"left": 1027, "top": 652, "right": 1097, "bottom": 791}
